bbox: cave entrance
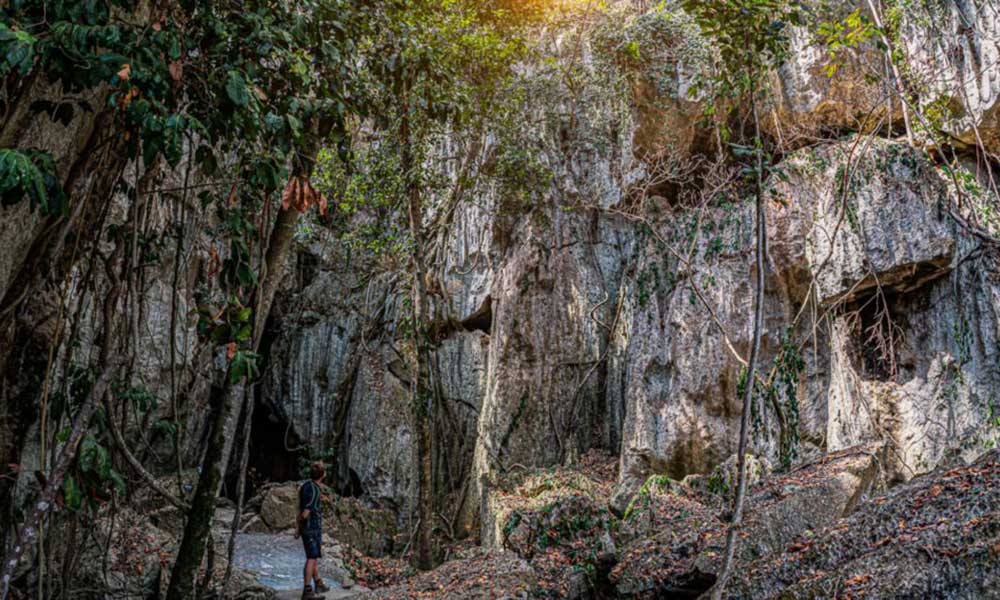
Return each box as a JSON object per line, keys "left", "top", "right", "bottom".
{"left": 240, "top": 403, "right": 307, "bottom": 499}
{"left": 847, "top": 288, "right": 906, "bottom": 382}
{"left": 460, "top": 295, "right": 492, "bottom": 334}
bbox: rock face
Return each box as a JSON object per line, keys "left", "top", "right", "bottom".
{"left": 768, "top": 140, "right": 1000, "bottom": 483}
{"left": 248, "top": 2, "right": 1000, "bottom": 534}
{"left": 3, "top": 7, "right": 1000, "bottom": 597}
{"left": 774, "top": 1, "right": 1000, "bottom": 153}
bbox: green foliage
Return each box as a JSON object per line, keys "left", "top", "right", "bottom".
{"left": 769, "top": 334, "right": 806, "bottom": 467}
{"left": 64, "top": 433, "right": 126, "bottom": 512}
{"left": 1, "top": 0, "right": 373, "bottom": 212}
{"left": 706, "top": 467, "right": 730, "bottom": 497}
{"left": 817, "top": 8, "right": 879, "bottom": 79}
{"left": 736, "top": 331, "right": 806, "bottom": 468}
{"left": 229, "top": 350, "right": 261, "bottom": 385}
{"left": 313, "top": 145, "right": 406, "bottom": 255}
{"left": 0, "top": 22, "right": 37, "bottom": 76}
{"left": 0, "top": 149, "right": 67, "bottom": 215}
{"left": 622, "top": 474, "right": 672, "bottom": 520}
{"left": 596, "top": 2, "right": 710, "bottom": 99}
{"left": 682, "top": 0, "right": 803, "bottom": 99}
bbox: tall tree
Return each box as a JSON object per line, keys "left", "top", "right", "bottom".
{"left": 678, "top": 0, "right": 802, "bottom": 596}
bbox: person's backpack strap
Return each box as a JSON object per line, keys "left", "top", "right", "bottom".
{"left": 307, "top": 480, "right": 321, "bottom": 511}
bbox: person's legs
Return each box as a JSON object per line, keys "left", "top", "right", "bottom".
{"left": 301, "top": 530, "right": 324, "bottom": 597}
{"left": 311, "top": 530, "right": 328, "bottom": 591}
{"left": 303, "top": 558, "right": 314, "bottom": 590}
{"left": 313, "top": 563, "right": 328, "bottom": 592}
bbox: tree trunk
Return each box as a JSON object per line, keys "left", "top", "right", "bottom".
{"left": 163, "top": 378, "right": 232, "bottom": 600}
{"left": 709, "top": 90, "right": 768, "bottom": 600}
{"left": 400, "top": 100, "right": 435, "bottom": 571}
{"left": 220, "top": 200, "right": 299, "bottom": 593}
{"left": 166, "top": 203, "right": 300, "bottom": 600}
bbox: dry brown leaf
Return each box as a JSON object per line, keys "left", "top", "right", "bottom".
{"left": 169, "top": 60, "right": 183, "bottom": 82}
{"left": 299, "top": 180, "right": 316, "bottom": 212}
{"left": 281, "top": 177, "right": 299, "bottom": 211}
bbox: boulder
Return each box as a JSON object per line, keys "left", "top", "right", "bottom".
{"left": 260, "top": 483, "right": 299, "bottom": 531}
{"left": 682, "top": 453, "right": 773, "bottom": 508}
{"left": 482, "top": 453, "right": 619, "bottom": 597}
{"left": 611, "top": 476, "right": 721, "bottom": 597}
{"left": 323, "top": 495, "right": 398, "bottom": 557}
{"left": 730, "top": 450, "right": 1000, "bottom": 599}
{"left": 611, "top": 446, "right": 883, "bottom": 597}
{"left": 731, "top": 446, "right": 882, "bottom": 561}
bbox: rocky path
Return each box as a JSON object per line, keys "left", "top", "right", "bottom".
{"left": 275, "top": 587, "right": 364, "bottom": 600}
{"left": 232, "top": 531, "right": 366, "bottom": 598}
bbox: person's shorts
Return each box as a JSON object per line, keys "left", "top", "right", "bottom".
{"left": 301, "top": 529, "right": 323, "bottom": 559}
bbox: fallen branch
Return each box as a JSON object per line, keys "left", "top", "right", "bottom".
{"left": 105, "top": 396, "right": 190, "bottom": 512}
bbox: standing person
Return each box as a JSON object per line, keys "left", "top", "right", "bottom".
{"left": 295, "top": 461, "right": 330, "bottom": 599}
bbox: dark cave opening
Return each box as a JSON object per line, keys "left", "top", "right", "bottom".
{"left": 231, "top": 403, "right": 307, "bottom": 500}
{"left": 339, "top": 466, "right": 363, "bottom": 498}
{"left": 460, "top": 295, "right": 493, "bottom": 334}
{"left": 849, "top": 289, "right": 907, "bottom": 382}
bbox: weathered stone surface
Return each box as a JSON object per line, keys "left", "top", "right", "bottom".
{"left": 733, "top": 446, "right": 881, "bottom": 560}
{"left": 323, "top": 496, "right": 398, "bottom": 557}
{"left": 263, "top": 245, "right": 377, "bottom": 452}
{"left": 768, "top": 140, "right": 1000, "bottom": 483}
{"left": 343, "top": 345, "right": 416, "bottom": 516}
{"left": 260, "top": 483, "right": 300, "bottom": 531}
{"left": 474, "top": 213, "right": 624, "bottom": 471}
{"left": 772, "top": 1, "right": 1000, "bottom": 153}
{"left": 730, "top": 450, "right": 1000, "bottom": 599}
{"left": 771, "top": 140, "right": 957, "bottom": 306}
{"left": 360, "top": 549, "right": 536, "bottom": 600}
{"left": 610, "top": 199, "right": 783, "bottom": 496}
{"left": 609, "top": 6, "right": 713, "bottom": 168}
{"left": 680, "top": 452, "right": 773, "bottom": 508}
{"left": 901, "top": 0, "right": 1000, "bottom": 151}
{"left": 611, "top": 447, "right": 884, "bottom": 597}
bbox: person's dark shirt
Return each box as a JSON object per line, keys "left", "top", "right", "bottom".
{"left": 299, "top": 480, "right": 323, "bottom": 532}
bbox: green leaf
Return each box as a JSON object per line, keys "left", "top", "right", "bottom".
{"left": 64, "top": 474, "right": 83, "bottom": 511}
{"left": 225, "top": 70, "right": 251, "bottom": 107}
{"left": 96, "top": 444, "right": 111, "bottom": 480}
{"left": 56, "top": 426, "right": 72, "bottom": 443}
{"left": 0, "top": 149, "right": 66, "bottom": 215}
{"left": 79, "top": 435, "right": 98, "bottom": 473}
